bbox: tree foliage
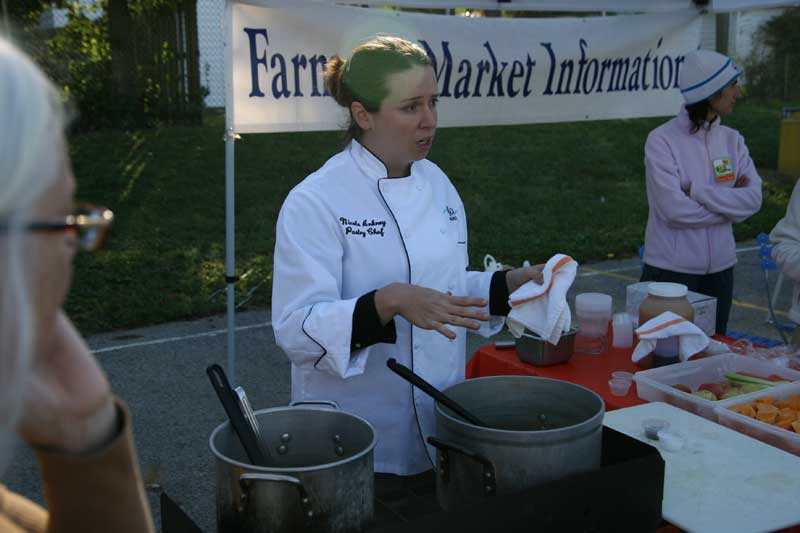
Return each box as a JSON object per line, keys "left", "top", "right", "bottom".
{"left": 6, "top": 0, "right": 205, "bottom": 131}
{"left": 744, "top": 7, "right": 800, "bottom": 102}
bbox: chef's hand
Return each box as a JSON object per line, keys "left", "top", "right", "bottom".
{"left": 17, "top": 311, "right": 117, "bottom": 454}
{"left": 505, "top": 264, "right": 545, "bottom": 294}
{"left": 375, "top": 283, "right": 489, "bottom": 340}
{"left": 734, "top": 175, "right": 749, "bottom": 188}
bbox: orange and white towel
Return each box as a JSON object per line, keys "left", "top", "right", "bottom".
{"left": 507, "top": 254, "right": 578, "bottom": 344}
{"left": 631, "top": 311, "right": 728, "bottom": 363}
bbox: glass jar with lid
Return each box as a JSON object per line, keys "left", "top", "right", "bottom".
{"left": 638, "top": 282, "right": 694, "bottom": 367}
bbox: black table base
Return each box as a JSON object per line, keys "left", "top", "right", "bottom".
{"left": 370, "top": 427, "right": 665, "bottom": 533}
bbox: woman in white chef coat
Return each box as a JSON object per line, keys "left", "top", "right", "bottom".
{"left": 272, "top": 36, "right": 542, "bottom": 476}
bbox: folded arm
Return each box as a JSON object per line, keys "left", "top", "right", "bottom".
{"left": 645, "top": 134, "right": 728, "bottom": 229}
{"left": 690, "top": 135, "right": 762, "bottom": 223}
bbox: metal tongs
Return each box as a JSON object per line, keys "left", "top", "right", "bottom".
{"left": 207, "top": 364, "right": 270, "bottom": 465}
{"left": 234, "top": 386, "right": 270, "bottom": 460}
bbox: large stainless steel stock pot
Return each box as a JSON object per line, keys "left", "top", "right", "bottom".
{"left": 430, "top": 376, "right": 604, "bottom": 510}
{"left": 210, "top": 401, "right": 376, "bottom": 532}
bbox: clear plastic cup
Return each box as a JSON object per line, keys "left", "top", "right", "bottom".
{"left": 608, "top": 378, "right": 632, "bottom": 396}
{"left": 642, "top": 418, "right": 670, "bottom": 439}
{"left": 612, "top": 313, "right": 633, "bottom": 348}
{"left": 657, "top": 430, "right": 685, "bottom": 451}
{"left": 611, "top": 371, "right": 634, "bottom": 382}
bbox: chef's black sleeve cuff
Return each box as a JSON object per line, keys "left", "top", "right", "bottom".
{"left": 489, "top": 270, "right": 511, "bottom": 316}
{"left": 351, "top": 290, "right": 397, "bottom": 352}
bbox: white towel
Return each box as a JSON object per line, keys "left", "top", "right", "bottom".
{"left": 507, "top": 254, "right": 578, "bottom": 344}
{"left": 631, "top": 311, "right": 729, "bottom": 363}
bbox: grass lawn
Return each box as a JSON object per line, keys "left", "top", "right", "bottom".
{"left": 66, "top": 99, "right": 796, "bottom": 334}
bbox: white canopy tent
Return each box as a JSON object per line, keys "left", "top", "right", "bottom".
{"left": 336, "top": 0, "right": 696, "bottom": 11}
{"left": 334, "top": 0, "right": 798, "bottom": 12}
{"left": 221, "top": 0, "right": 798, "bottom": 381}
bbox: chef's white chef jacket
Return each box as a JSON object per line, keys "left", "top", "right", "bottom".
{"left": 272, "top": 140, "right": 504, "bottom": 475}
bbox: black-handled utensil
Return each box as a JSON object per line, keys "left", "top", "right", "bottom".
{"left": 386, "top": 358, "right": 488, "bottom": 427}
{"left": 207, "top": 364, "right": 269, "bottom": 466}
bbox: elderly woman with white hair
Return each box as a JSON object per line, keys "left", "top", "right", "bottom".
{"left": 640, "top": 49, "right": 763, "bottom": 335}
{"left": 0, "top": 38, "right": 153, "bottom": 531}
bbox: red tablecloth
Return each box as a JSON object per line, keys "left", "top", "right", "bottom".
{"left": 467, "top": 342, "right": 646, "bottom": 410}
{"left": 466, "top": 335, "right": 742, "bottom": 411}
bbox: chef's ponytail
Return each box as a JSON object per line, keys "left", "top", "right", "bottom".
{"left": 323, "top": 35, "right": 432, "bottom": 144}
{"left": 324, "top": 55, "right": 362, "bottom": 144}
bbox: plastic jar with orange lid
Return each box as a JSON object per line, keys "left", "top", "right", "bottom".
{"left": 638, "top": 282, "right": 694, "bottom": 367}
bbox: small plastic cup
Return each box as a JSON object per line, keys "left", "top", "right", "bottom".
{"left": 642, "top": 418, "right": 670, "bottom": 440}
{"left": 608, "top": 378, "right": 632, "bottom": 396}
{"left": 657, "top": 430, "right": 685, "bottom": 451}
{"left": 611, "top": 371, "right": 634, "bottom": 382}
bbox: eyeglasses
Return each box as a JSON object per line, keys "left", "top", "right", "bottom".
{"left": 0, "top": 204, "right": 114, "bottom": 252}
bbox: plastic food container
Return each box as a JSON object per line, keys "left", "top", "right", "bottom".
{"left": 575, "top": 293, "right": 612, "bottom": 355}
{"left": 576, "top": 293, "right": 612, "bottom": 334}
{"left": 609, "top": 378, "right": 632, "bottom": 396}
{"left": 715, "top": 381, "right": 800, "bottom": 457}
{"left": 633, "top": 353, "right": 800, "bottom": 421}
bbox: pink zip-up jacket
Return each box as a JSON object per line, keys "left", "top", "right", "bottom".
{"left": 643, "top": 107, "right": 762, "bottom": 275}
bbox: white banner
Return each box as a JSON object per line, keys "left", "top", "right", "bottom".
{"left": 337, "top": 0, "right": 696, "bottom": 12}
{"left": 711, "top": 0, "right": 798, "bottom": 11}
{"left": 226, "top": 2, "right": 702, "bottom": 133}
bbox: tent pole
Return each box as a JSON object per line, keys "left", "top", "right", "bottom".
{"left": 225, "top": 127, "right": 238, "bottom": 382}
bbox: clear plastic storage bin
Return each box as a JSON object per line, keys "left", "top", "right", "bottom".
{"left": 715, "top": 382, "right": 800, "bottom": 457}
{"left": 633, "top": 353, "right": 800, "bottom": 421}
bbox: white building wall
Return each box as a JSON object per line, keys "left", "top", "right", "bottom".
{"left": 39, "top": 0, "right": 101, "bottom": 29}
{"left": 197, "top": 0, "right": 226, "bottom": 108}
{"left": 700, "top": 12, "right": 718, "bottom": 50}
{"left": 732, "top": 7, "right": 785, "bottom": 61}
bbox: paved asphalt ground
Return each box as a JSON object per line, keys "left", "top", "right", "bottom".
{"left": 3, "top": 239, "right": 796, "bottom": 532}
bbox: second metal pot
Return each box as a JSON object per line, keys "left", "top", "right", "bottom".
{"left": 431, "top": 376, "right": 604, "bottom": 510}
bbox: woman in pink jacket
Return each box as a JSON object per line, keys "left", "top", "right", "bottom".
{"left": 641, "top": 49, "right": 762, "bottom": 334}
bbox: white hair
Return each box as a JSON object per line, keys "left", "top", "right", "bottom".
{"left": 0, "top": 36, "right": 66, "bottom": 475}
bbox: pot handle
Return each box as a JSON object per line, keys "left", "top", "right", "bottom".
{"left": 288, "top": 399, "right": 340, "bottom": 410}
{"left": 427, "top": 436, "right": 496, "bottom": 496}
{"left": 238, "top": 473, "right": 314, "bottom": 520}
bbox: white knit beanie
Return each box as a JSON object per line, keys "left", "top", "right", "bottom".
{"left": 679, "top": 49, "right": 741, "bottom": 105}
